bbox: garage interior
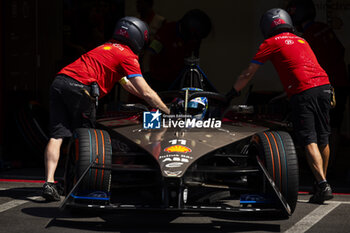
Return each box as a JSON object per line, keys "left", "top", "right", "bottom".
{"left": 0, "top": 0, "right": 349, "bottom": 192}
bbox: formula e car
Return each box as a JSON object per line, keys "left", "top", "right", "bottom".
{"left": 60, "top": 59, "right": 299, "bottom": 218}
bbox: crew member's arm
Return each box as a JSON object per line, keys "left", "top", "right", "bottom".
{"left": 128, "top": 76, "right": 170, "bottom": 114}
{"left": 226, "top": 62, "right": 260, "bottom": 100}
{"left": 119, "top": 77, "right": 143, "bottom": 98}
{"left": 234, "top": 62, "right": 260, "bottom": 91}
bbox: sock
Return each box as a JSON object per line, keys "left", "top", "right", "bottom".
{"left": 318, "top": 180, "right": 328, "bottom": 188}
{"left": 318, "top": 180, "right": 327, "bottom": 185}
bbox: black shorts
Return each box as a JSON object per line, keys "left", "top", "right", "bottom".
{"left": 49, "top": 74, "right": 95, "bottom": 139}
{"left": 290, "top": 84, "right": 332, "bottom": 147}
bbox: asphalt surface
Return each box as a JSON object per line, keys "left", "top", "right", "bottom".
{"left": 1, "top": 180, "right": 350, "bottom": 233}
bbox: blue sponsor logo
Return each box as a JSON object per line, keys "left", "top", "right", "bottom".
{"left": 143, "top": 110, "right": 162, "bottom": 129}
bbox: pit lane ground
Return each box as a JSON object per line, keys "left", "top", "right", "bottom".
{"left": 1, "top": 179, "right": 350, "bottom": 233}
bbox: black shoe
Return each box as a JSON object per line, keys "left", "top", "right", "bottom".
{"left": 309, "top": 183, "right": 333, "bottom": 204}
{"left": 311, "top": 181, "right": 319, "bottom": 194}
{"left": 42, "top": 182, "right": 61, "bottom": 201}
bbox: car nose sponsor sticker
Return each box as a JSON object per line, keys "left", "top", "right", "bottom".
{"left": 165, "top": 162, "right": 184, "bottom": 168}
{"left": 164, "top": 170, "right": 182, "bottom": 177}
{"left": 162, "top": 157, "right": 189, "bottom": 163}
{"left": 164, "top": 145, "right": 192, "bottom": 153}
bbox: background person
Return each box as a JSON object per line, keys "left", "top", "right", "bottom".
{"left": 136, "top": 0, "right": 166, "bottom": 41}
{"left": 142, "top": 9, "right": 212, "bottom": 91}
{"left": 226, "top": 8, "right": 333, "bottom": 204}
{"left": 42, "top": 16, "right": 170, "bottom": 201}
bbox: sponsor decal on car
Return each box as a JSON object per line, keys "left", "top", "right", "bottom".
{"left": 162, "top": 157, "right": 189, "bottom": 163}
{"left": 164, "top": 170, "right": 182, "bottom": 177}
{"left": 159, "top": 154, "right": 193, "bottom": 160}
{"left": 169, "top": 139, "right": 186, "bottom": 145}
{"left": 240, "top": 194, "right": 272, "bottom": 204}
{"left": 165, "top": 162, "right": 184, "bottom": 168}
{"left": 164, "top": 145, "right": 192, "bottom": 153}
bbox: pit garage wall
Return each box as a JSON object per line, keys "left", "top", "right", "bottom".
{"left": 2, "top": 0, "right": 62, "bottom": 108}
{"left": 1, "top": 0, "right": 62, "bottom": 160}
{"left": 0, "top": 1, "right": 3, "bottom": 158}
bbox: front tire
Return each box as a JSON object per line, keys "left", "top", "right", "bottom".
{"left": 251, "top": 131, "right": 299, "bottom": 213}
{"left": 64, "top": 128, "right": 112, "bottom": 196}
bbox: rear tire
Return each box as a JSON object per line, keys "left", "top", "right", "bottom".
{"left": 251, "top": 131, "right": 299, "bottom": 213}
{"left": 64, "top": 128, "right": 112, "bottom": 195}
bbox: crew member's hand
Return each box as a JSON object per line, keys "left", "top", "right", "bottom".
{"left": 163, "top": 107, "right": 171, "bottom": 115}
{"left": 169, "top": 101, "right": 182, "bottom": 115}
{"left": 225, "top": 87, "right": 240, "bottom": 100}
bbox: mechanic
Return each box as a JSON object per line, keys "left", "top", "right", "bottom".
{"left": 141, "top": 9, "right": 212, "bottom": 91}
{"left": 226, "top": 8, "right": 333, "bottom": 204}
{"left": 286, "top": 0, "right": 350, "bottom": 174}
{"left": 42, "top": 16, "right": 170, "bottom": 202}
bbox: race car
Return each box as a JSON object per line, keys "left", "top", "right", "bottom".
{"left": 60, "top": 61, "right": 299, "bottom": 218}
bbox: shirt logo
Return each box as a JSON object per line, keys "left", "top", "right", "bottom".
{"left": 297, "top": 39, "right": 305, "bottom": 44}
{"left": 143, "top": 110, "right": 161, "bottom": 129}
{"left": 285, "top": 39, "right": 294, "bottom": 45}
{"left": 103, "top": 46, "right": 112, "bottom": 50}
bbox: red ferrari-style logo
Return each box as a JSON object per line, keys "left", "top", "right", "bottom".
{"left": 271, "top": 18, "right": 286, "bottom": 28}
{"left": 164, "top": 145, "right": 192, "bottom": 153}
{"left": 117, "top": 28, "right": 129, "bottom": 38}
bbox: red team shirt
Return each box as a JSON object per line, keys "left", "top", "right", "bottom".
{"left": 59, "top": 40, "right": 142, "bottom": 98}
{"left": 252, "top": 32, "right": 330, "bottom": 97}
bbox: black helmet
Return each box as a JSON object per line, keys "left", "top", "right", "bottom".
{"left": 286, "top": 0, "right": 316, "bottom": 28}
{"left": 113, "top": 16, "right": 150, "bottom": 54}
{"left": 179, "top": 9, "right": 212, "bottom": 41}
{"left": 260, "top": 8, "right": 294, "bottom": 39}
